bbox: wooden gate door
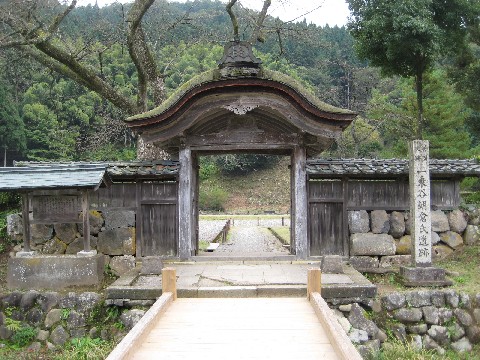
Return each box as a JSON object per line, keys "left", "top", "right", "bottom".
{"left": 308, "top": 180, "right": 347, "bottom": 256}
{"left": 139, "top": 181, "right": 178, "bottom": 256}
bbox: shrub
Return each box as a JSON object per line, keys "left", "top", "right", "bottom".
{"left": 199, "top": 157, "right": 219, "bottom": 181}
{"left": 215, "top": 154, "right": 280, "bottom": 175}
{"left": 10, "top": 326, "right": 37, "bottom": 348}
{"left": 199, "top": 186, "right": 228, "bottom": 211}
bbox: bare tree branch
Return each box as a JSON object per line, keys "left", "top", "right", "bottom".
{"left": 47, "top": 0, "right": 77, "bottom": 35}
{"left": 127, "top": 0, "right": 164, "bottom": 111}
{"left": 284, "top": 3, "right": 323, "bottom": 24}
{"left": 30, "top": 42, "right": 138, "bottom": 113}
{"left": 250, "top": 0, "right": 271, "bottom": 43}
{"left": 226, "top": 0, "right": 239, "bottom": 40}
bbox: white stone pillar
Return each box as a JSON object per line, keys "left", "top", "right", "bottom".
{"left": 409, "top": 140, "right": 432, "bottom": 267}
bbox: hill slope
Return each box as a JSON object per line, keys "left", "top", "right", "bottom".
{"left": 200, "top": 157, "right": 291, "bottom": 214}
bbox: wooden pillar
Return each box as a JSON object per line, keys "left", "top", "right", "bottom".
{"left": 21, "top": 193, "right": 31, "bottom": 252}
{"left": 135, "top": 181, "right": 142, "bottom": 258}
{"left": 178, "top": 145, "right": 193, "bottom": 259}
{"left": 292, "top": 145, "right": 308, "bottom": 259}
{"left": 307, "top": 268, "right": 322, "bottom": 300}
{"left": 162, "top": 267, "right": 177, "bottom": 300}
{"left": 81, "top": 190, "right": 91, "bottom": 252}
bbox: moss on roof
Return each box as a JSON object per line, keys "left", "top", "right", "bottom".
{"left": 261, "top": 69, "right": 354, "bottom": 115}
{"left": 126, "top": 68, "right": 354, "bottom": 122}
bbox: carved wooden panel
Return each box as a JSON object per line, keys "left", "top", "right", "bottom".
{"left": 32, "top": 195, "right": 81, "bottom": 222}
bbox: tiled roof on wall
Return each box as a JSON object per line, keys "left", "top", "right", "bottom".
{"left": 307, "top": 159, "right": 480, "bottom": 177}
{"left": 13, "top": 161, "right": 180, "bottom": 179}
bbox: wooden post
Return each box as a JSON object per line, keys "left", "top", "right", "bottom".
{"left": 178, "top": 145, "right": 193, "bottom": 259}
{"left": 135, "top": 182, "right": 142, "bottom": 258}
{"left": 82, "top": 190, "right": 91, "bottom": 252}
{"left": 21, "top": 193, "right": 31, "bottom": 252}
{"left": 293, "top": 146, "right": 308, "bottom": 259}
{"left": 162, "top": 267, "right": 177, "bottom": 300}
{"left": 307, "top": 268, "right": 322, "bottom": 300}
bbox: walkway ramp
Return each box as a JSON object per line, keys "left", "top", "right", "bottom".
{"left": 132, "top": 298, "right": 336, "bottom": 360}
{"left": 107, "top": 269, "right": 362, "bottom": 360}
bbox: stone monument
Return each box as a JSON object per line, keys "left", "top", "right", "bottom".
{"left": 400, "top": 140, "right": 451, "bottom": 286}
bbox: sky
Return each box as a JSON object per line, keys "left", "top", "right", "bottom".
{"left": 76, "top": 0, "right": 350, "bottom": 27}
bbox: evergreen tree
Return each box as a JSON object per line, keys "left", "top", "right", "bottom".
{"left": 0, "top": 82, "right": 26, "bottom": 165}
{"left": 370, "top": 70, "right": 472, "bottom": 158}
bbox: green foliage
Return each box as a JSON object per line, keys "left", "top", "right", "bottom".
{"left": 57, "top": 337, "right": 114, "bottom": 360}
{"left": 199, "top": 186, "right": 228, "bottom": 211}
{"left": 215, "top": 154, "right": 280, "bottom": 175}
{"left": 199, "top": 240, "right": 210, "bottom": 251}
{"left": 113, "top": 321, "right": 125, "bottom": 330}
{"left": 199, "top": 157, "right": 219, "bottom": 181}
{"left": 369, "top": 70, "right": 472, "bottom": 158}
{"left": 9, "top": 326, "right": 37, "bottom": 348}
{"left": 61, "top": 308, "right": 72, "bottom": 320}
{"left": 0, "top": 82, "right": 26, "bottom": 159}
{"left": 347, "top": 0, "right": 475, "bottom": 139}
{"left": 104, "top": 264, "right": 117, "bottom": 280}
{"left": 78, "top": 144, "right": 136, "bottom": 161}
{"left": 462, "top": 192, "right": 480, "bottom": 205}
{"left": 4, "top": 318, "right": 21, "bottom": 332}
{"left": 0, "top": 192, "right": 21, "bottom": 211}
{"left": 105, "top": 306, "right": 121, "bottom": 322}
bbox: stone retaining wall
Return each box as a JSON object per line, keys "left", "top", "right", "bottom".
{"left": 7, "top": 210, "right": 137, "bottom": 276}
{"left": 348, "top": 208, "right": 480, "bottom": 272}
{"left": 0, "top": 290, "right": 143, "bottom": 351}
{"left": 332, "top": 289, "right": 480, "bottom": 357}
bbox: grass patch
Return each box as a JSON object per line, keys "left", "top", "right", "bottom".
{"left": 268, "top": 227, "right": 290, "bottom": 245}
{"left": 371, "top": 340, "right": 480, "bottom": 359}
{"left": 364, "top": 273, "right": 407, "bottom": 295}
{"left": 53, "top": 337, "right": 114, "bottom": 360}
{"left": 435, "top": 244, "right": 480, "bottom": 294}
{"left": 199, "top": 240, "right": 210, "bottom": 251}
{"left": 199, "top": 157, "right": 290, "bottom": 214}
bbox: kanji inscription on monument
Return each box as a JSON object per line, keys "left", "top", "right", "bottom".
{"left": 409, "top": 140, "right": 432, "bottom": 267}
{"left": 32, "top": 195, "right": 80, "bottom": 222}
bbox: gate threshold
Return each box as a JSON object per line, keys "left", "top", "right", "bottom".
{"left": 106, "top": 262, "right": 376, "bottom": 305}
{"left": 190, "top": 255, "right": 297, "bottom": 262}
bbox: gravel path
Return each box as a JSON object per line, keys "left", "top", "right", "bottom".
{"left": 202, "top": 226, "right": 289, "bottom": 256}
{"left": 198, "top": 220, "right": 227, "bottom": 242}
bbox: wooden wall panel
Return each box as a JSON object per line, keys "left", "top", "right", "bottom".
{"left": 141, "top": 204, "right": 177, "bottom": 256}
{"left": 309, "top": 202, "right": 345, "bottom": 256}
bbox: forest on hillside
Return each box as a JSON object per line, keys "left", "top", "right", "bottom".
{"left": 0, "top": 0, "right": 479, "bottom": 165}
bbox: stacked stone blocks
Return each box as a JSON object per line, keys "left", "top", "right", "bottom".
{"left": 7, "top": 209, "right": 137, "bottom": 276}
{"left": 348, "top": 209, "right": 478, "bottom": 272}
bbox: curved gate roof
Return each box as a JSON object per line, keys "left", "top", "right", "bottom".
{"left": 124, "top": 41, "right": 356, "bottom": 156}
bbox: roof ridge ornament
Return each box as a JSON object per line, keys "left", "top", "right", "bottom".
{"left": 218, "top": 40, "right": 263, "bottom": 78}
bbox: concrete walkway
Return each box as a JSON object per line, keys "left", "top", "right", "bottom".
{"left": 200, "top": 226, "right": 289, "bottom": 257}
{"left": 106, "top": 262, "right": 377, "bottom": 303}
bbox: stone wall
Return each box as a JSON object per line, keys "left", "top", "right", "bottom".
{"left": 348, "top": 208, "right": 480, "bottom": 272}
{"left": 7, "top": 209, "right": 137, "bottom": 276}
{"left": 332, "top": 289, "right": 480, "bottom": 357}
{"left": 0, "top": 290, "right": 144, "bottom": 351}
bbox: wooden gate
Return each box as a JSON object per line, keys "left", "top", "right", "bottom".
{"left": 308, "top": 180, "right": 347, "bottom": 256}
{"left": 139, "top": 181, "right": 178, "bottom": 256}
